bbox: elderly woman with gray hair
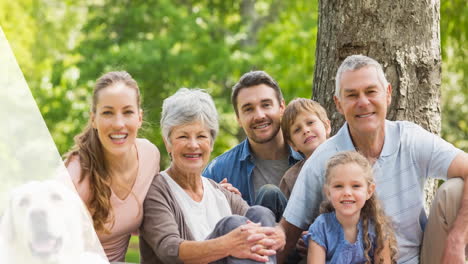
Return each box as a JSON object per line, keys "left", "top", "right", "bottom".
{"left": 139, "top": 88, "right": 285, "bottom": 264}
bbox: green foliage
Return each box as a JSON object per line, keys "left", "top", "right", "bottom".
{"left": 0, "top": 0, "right": 35, "bottom": 74}
{"left": 4, "top": 0, "right": 318, "bottom": 167}
{"left": 253, "top": 1, "right": 318, "bottom": 101}
{"left": 0, "top": 0, "right": 89, "bottom": 155}
{"left": 440, "top": 0, "right": 468, "bottom": 151}
{"left": 2, "top": 0, "right": 465, "bottom": 164}
{"left": 75, "top": 0, "right": 244, "bottom": 166}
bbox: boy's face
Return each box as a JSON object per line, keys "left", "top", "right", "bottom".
{"left": 288, "top": 111, "right": 330, "bottom": 158}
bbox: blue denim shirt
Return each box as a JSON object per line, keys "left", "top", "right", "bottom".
{"left": 203, "top": 139, "right": 303, "bottom": 205}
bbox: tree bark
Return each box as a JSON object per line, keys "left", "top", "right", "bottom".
{"left": 312, "top": 0, "right": 441, "bottom": 212}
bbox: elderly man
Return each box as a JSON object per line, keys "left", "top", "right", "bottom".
{"left": 279, "top": 55, "right": 467, "bottom": 264}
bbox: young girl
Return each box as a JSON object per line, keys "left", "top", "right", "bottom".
{"left": 64, "top": 71, "right": 160, "bottom": 262}
{"left": 304, "top": 151, "right": 397, "bottom": 264}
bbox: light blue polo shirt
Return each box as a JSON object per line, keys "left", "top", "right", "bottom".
{"left": 284, "top": 120, "right": 461, "bottom": 264}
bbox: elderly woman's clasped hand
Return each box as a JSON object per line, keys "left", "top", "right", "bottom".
{"left": 225, "top": 222, "right": 285, "bottom": 262}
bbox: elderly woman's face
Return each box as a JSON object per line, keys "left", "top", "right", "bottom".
{"left": 166, "top": 121, "right": 212, "bottom": 174}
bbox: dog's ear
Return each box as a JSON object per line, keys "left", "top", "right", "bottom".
{"left": 1, "top": 196, "right": 16, "bottom": 243}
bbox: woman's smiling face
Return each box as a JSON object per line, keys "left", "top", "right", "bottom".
{"left": 92, "top": 83, "right": 142, "bottom": 158}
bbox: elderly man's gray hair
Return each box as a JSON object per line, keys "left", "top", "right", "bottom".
{"left": 335, "top": 55, "right": 389, "bottom": 98}
{"left": 160, "top": 88, "right": 219, "bottom": 146}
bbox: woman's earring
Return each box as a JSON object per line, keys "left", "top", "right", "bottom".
{"left": 169, "top": 152, "right": 172, "bottom": 161}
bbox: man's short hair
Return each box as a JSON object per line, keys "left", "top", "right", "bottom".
{"left": 231, "top": 71, "right": 283, "bottom": 116}
{"left": 281, "top": 98, "right": 330, "bottom": 144}
{"left": 335, "top": 55, "right": 389, "bottom": 98}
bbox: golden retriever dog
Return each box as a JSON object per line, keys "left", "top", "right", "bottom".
{"left": 0, "top": 180, "right": 108, "bottom": 264}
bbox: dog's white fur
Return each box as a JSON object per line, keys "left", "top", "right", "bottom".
{"left": 0, "top": 180, "right": 108, "bottom": 264}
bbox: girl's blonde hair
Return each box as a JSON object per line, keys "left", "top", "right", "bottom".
{"left": 64, "top": 71, "right": 141, "bottom": 233}
{"left": 320, "top": 151, "right": 398, "bottom": 264}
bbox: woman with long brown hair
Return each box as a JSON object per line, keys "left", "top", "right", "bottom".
{"left": 64, "top": 71, "right": 160, "bottom": 262}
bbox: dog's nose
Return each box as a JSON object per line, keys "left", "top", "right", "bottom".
{"left": 30, "top": 209, "right": 51, "bottom": 240}
{"left": 30, "top": 209, "right": 47, "bottom": 224}
{"left": 30, "top": 209, "right": 48, "bottom": 234}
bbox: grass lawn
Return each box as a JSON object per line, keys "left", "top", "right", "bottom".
{"left": 125, "top": 236, "right": 140, "bottom": 263}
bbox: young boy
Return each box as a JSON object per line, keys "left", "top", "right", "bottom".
{"left": 279, "top": 98, "right": 331, "bottom": 198}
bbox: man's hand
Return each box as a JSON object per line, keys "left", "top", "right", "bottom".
{"left": 441, "top": 231, "right": 466, "bottom": 264}
{"left": 296, "top": 231, "right": 308, "bottom": 257}
{"left": 277, "top": 218, "right": 304, "bottom": 264}
{"left": 442, "top": 153, "right": 468, "bottom": 264}
{"left": 219, "top": 178, "right": 241, "bottom": 195}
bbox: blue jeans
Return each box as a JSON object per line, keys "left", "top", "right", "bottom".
{"left": 207, "top": 206, "right": 276, "bottom": 264}
{"left": 254, "top": 184, "right": 288, "bottom": 222}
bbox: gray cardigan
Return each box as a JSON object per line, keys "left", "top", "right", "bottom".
{"left": 139, "top": 173, "right": 250, "bottom": 264}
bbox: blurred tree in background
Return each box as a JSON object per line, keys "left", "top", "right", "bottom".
{"left": 440, "top": 0, "right": 468, "bottom": 151}
{"left": 2, "top": 0, "right": 466, "bottom": 160}
{"left": 1, "top": 0, "right": 318, "bottom": 168}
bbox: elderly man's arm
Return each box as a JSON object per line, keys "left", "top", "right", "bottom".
{"left": 442, "top": 152, "right": 468, "bottom": 264}
{"left": 277, "top": 218, "right": 305, "bottom": 264}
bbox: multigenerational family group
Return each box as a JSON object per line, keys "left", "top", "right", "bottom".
{"left": 63, "top": 55, "right": 468, "bottom": 264}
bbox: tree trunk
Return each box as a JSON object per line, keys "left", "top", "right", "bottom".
{"left": 312, "top": 0, "right": 441, "bottom": 212}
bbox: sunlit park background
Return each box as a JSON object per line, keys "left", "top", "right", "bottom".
{"left": 1, "top": 0, "right": 466, "bottom": 262}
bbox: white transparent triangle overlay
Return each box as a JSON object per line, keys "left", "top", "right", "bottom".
{"left": 0, "top": 27, "right": 108, "bottom": 264}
